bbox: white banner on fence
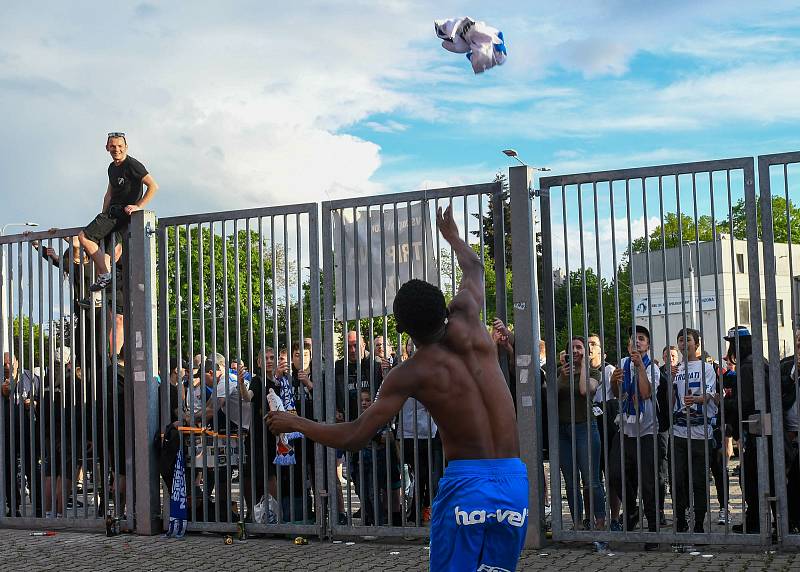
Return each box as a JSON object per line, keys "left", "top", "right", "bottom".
{"left": 634, "top": 294, "right": 717, "bottom": 317}
{"left": 332, "top": 203, "right": 436, "bottom": 321}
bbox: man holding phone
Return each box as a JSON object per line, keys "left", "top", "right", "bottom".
{"left": 609, "top": 325, "right": 661, "bottom": 550}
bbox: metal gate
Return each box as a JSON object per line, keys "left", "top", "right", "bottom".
{"left": 320, "top": 181, "right": 516, "bottom": 538}
{"left": 758, "top": 151, "right": 800, "bottom": 547}
{"left": 520, "top": 156, "right": 779, "bottom": 547}
{"left": 155, "top": 204, "right": 324, "bottom": 537}
{"left": 0, "top": 227, "right": 133, "bottom": 531}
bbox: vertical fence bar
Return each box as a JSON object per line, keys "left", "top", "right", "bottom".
{"left": 157, "top": 225, "right": 171, "bottom": 528}
{"left": 509, "top": 165, "right": 544, "bottom": 547}
{"left": 128, "top": 211, "right": 160, "bottom": 534}
{"left": 321, "top": 202, "right": 337, "bottom": 534}
{"left": 743, "top": 158, "right": 773, "bottom": 544}
{"left": 0, "top": 245, "right": 6, "bottom": 521}
{"left": 306, "top": 205, "right": 325, "bottom": 538}
{"left": 758, "top": 156, "right": 789, "bottom": 542}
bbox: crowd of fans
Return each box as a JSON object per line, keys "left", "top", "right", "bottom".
{"left": 529, "top": 321, "right": 800, "bottom": 551}
{"left": 4, "top": 294, "right": 800, "bottom": 545}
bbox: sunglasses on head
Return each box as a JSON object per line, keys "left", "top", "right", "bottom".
{"left": 107, "top": 132, "right": 126, "bottom": 141}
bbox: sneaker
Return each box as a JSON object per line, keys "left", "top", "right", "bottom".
{"left": 717, "top": 508, "right": 729, "bottom": 525}
{"left": 593, "top": 541, "right": 610, "bottom": 553}
{"left": 609, "top": 519, "right": 623, "bottom": 533}
{"left": 89, "top": 272, "right": 113, "bottom": 292}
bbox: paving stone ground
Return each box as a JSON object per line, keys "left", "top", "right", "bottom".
{"left": 1, "top": 528, "right": 798, "bottom": 571}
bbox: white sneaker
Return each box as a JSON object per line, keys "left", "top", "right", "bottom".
{"left": 717, "top": 508, "right": 729, "bottom": 525}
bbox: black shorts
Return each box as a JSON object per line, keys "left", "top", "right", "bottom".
{"left": 82, "top": 207, "right": 128, "bottom": 246}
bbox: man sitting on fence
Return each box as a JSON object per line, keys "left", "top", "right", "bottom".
{"left": 268, "top": 205, "right": 527, "bottom": 572}
{"left": 77, "top": 132, "right": 158, "bottom": 294}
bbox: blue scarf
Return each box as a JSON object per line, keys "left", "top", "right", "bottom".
{"left": 272, "top": 375, "right": 303, "bottom": 466}
{"left": 622, "top": 354, "right": 651, "bottom": 416}
{"left": 164, "top": 451, "right": 187, "bottom": 538}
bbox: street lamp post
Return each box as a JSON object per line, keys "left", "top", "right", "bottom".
{"left": 0, "top": 222, "right": 39, "bottom": 357}
{"left": 501, "top": 149, "right": 551, "bottom": 172}
{"left": 686, "top": 243, "right": 698, "bottom": 329}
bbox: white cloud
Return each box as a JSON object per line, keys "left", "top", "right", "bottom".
{"left": 2, "top": 0, "right": 800, "bottom": 236}
{"left": 0, "top": 1, "right": 437, "bottom": 227}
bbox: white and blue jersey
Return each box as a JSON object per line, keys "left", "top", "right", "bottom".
{"left": 672, "top": 360, "right": 718, "bottom": 440}
{"left": 430, "top": 458, "right": 528, "bottom": 572}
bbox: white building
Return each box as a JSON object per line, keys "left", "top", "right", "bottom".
{"left": 631, "top": 235, "right": 798, "bottom": 361}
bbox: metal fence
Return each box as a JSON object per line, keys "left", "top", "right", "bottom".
{"left": 0, "top": 228, "right": 132, "bottom": 531}
{"left": 516, "top": 154, "right": 799, "bottom": 548}
{"left": 155, "top": 204, "right": 324, "bottom": 537}
{"left": 758, "top": 151, "right": 800, "bottom": 547}
{"left": 1, "top": 152, "right": 797, "bottom": 551}
{"left": 320, "top": 181, "right": 512, "bottom": 538}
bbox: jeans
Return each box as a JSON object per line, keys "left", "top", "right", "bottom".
{"left": 558, "top": 420, "right": 605, "bottom": 525}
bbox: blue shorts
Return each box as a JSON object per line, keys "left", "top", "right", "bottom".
{"left": 430, "top": 458, "right": 528, "bottom": 572}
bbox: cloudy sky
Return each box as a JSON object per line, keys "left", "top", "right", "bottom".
{"left": 1, "top": 0, "right": 799, "bottom": 233}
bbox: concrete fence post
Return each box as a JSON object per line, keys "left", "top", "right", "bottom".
{"left": 126, "top": 210, "right": 161, "bottom": 535}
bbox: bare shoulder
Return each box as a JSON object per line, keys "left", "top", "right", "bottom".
{"left": 448, "top": 288, "right": 481, "bottom": 321}
{"left": 444, "top": 306, "right": 494, "bottom": 354}
{"left": 380, "top": 359, "right": 423, "bottom": 392}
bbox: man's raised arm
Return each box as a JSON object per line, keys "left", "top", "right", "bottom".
{"left": 436, "top": 205, "right": 484, "bottom": 310}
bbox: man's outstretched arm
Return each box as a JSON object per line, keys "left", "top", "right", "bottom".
{"left": 437, "top": 205, "right": 484, "bottom": 311}
{"left": 266, "top": 368, "right": 412, "bottom": 452}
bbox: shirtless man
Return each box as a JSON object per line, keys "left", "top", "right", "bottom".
{"left": 268, "top": 206, "right": 527, "bottom": 571}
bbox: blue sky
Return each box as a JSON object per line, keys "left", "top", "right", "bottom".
{"left": 0, "top": 0, "right": 799, "bottom": 233}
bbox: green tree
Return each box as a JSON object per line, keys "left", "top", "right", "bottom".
{"left": 162, "top": 225, "right": 310, "bottom": 364}
{"left": 631, "top": 195, "right": 800, "bottom": 254}
{"left": 631, "top": 212, "right": 720, "bottom": 254}
{"left": 551, "top": 259, "right": 632, "bottom": 365}
{"left": 7, "top": 316, "right": 49, "bottom": 367}
{"left": 473, "top": 173, "right": 513, "bottom": 264}
{"left": 729, "top": 195, "right": 800, "bottom": 242}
